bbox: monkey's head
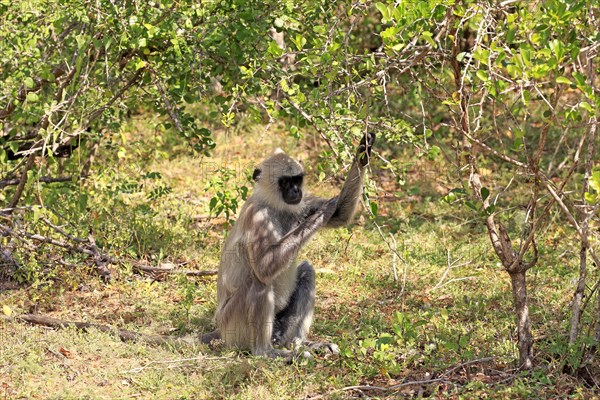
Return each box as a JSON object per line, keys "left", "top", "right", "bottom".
{"left": 252, "top": 149, "right": 305, "bottom": 209}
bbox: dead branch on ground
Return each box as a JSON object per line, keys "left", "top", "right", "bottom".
{"left": 16, "top": 314, "right": 203, "bottom": 346}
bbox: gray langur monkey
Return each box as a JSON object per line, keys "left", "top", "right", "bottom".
{"left": 209, "top": 133, "right": 375, "bottom": 357}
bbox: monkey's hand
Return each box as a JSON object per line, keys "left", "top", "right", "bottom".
{"left": 356, "top": 132, "right": 376, "bottom": 167}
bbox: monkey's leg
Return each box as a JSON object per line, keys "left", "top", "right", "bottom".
{"left": 274, "top": 262, "right": 340, "bottom": 356}
{"left": 200, "top": 330, "right": 220, "bottom": 344}
{"left": 273, "top": 261, "right": 316, "bottom": 346}
{"left": 247, "top": 282, "right": 290, "bottom": 358}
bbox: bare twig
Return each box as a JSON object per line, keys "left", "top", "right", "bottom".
{"left": 310, "top": 357, "right": 498, "bottom": 400}
{"left": 340, "top": 378, "right": 446, "bottom": 395}
{"left": 147, "top": 66, "right": 183, "bottom": 133}
{"left": 390, "top": 233, "right": 398, "bottom": 282}
{"left": 429, "top": 249, "right": 472, "bottom": 292}
{"left": 279, "top": 92, "right": 339, "bottom": 158}
{"left": 132, "top": 263, "right": 217, "bottom": 277}
{"left": 0, "top": 175, "right": 74, "bottom": 189}
{"left": 18, "top": 314, "right": 201, "bottom": 346}
{"left": 0, "top": 224, "right": 103, "bottom": 258}
{"left": 120, "top": 355, "right": 234, "bottom": 374}
{"left": 441, "top": 356, "right": 497, "bottom": 377}
{"left": 39, "top": 217, "right": 88, "bottom": 244}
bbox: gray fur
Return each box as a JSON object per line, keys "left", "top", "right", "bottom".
{"left": 213, "top": 134, "right": 374, "bottom": 357}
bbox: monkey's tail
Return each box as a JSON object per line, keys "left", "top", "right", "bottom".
{"left": 200, "top": 330, "right": 220, "bottom": 344}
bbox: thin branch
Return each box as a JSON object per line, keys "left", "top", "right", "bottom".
{"left": 0, "top": 224, "right": 101, "bottom": 258}
{"left": 120, "top": 355, "right": 235, "bottom": 374}
{"left": 390, "top": 233, "right": 398, "bottom": 282}
{"left": 463, "top": 129, "right": 529, "bottom": 169}
{"left": 17, "top": 314, "right": 201, "bottom": 346}
{"left": 429, "top": 249, "right": 472, "bottom": 291}
{"left": 39, "top": 217, "right": 88, "bottom": 244}
{"left": 512, "top": 131, "right": 588, "bottom": 272}
{"left": 341, "top": 378, "right": 446, "bottom": 394}
{"left": 8, "top": 154, "right": 36, "bottom": 209}
{"left": 0, "top": 175, "right": 74, "bottom": 189}
{"left": 441, "top": 356, "right": 498, "bottom": 377}
{"left": 147, "top": 66, "right": 184, "bottom": 133}
{"left": 279, "top": 92, "right": 338, "bottom": 158}
{"left": 132, "top": 264, "right": 217, "bottom": 277}
{"left": 314, "top": 357, "right": 497, "bottom": 400}
{"left": 539, "top": 176, "right": 600, "bottom": 269}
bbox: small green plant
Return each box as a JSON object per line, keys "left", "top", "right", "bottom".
{"left": 206, "top": 167, "right": 249, "bottom": 223}
{"left": 175, "top": 275, "right": 198, "bottom": 328}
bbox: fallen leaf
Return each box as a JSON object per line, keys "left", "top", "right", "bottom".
{"left": 59, "top": 347, "right": 73, "bottom": 359}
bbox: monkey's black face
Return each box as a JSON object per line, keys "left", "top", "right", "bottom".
{"left": 278, "top": 174, "right": 304, "bottom": 205}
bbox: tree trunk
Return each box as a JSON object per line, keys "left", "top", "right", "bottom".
{"left": 509, "top": 270, "right": 533, "bottom": 370}
{"left": 595, "top": 287, "right": 600, "bottom": 350}
{"left": 569, "top": 244, "right": 587, "bottom": 344}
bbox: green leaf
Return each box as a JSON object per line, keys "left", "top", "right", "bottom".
{"left": 209, "top": 197, "right": 218, "bottom": 211}
{"left": 476, "top": 70, "right": 489, "bottom": 82}
{"left": 420, "top": 31, "right": 436, "bottom": 47}
{"left": 24, "top": 77, "right": 35, "bottom": 89}
{"left": 267, "top": 41, "right": 283, "bottom": 57}
{"left": 134, "top": 59, "right": 147, "bottom": 70}
{"left": 556, "top": 76, "right": 572, "bottom": 85}
{"left": 480, "top": 187, "right": 490, "bottom": 202}
{"left": 584, "top": 192, "right": 598, "bottom": 204}
{"left": 572, "top": 71, "right": 586, "bottom": 86}
{"left": 8, "top": 141, "right": 18, "bottom": 153}
{"left": 79, "top": 193, "right": 89, "bottom": 212}
{"left": 375, "top": 3, "right": 390, "bottom": 22}
{"left": 296, "top": 35, "right": 307, "bottom": 50}
{"left": 427, "top": 145, "right": 441, "bottom": 160}
{"left": 506, "top": 28, "right": 516, "bottom": 44}
{"left": 32, "top": 206, "right": 41, "bottom": 223}
{"left": 370, "top": 201, "right": 378, "bottom": 217}
{"left": 579, "top": 101, "right": 594, "bottom": 113}
{"left": 589, "top": 171, "right": 600, "bottom": 193}
{"left": 274, "top": 17, "right": 284, "bottom": 28}
{"left": 520, "top": 47, "right": 531, "bottom": 66}
{"left": 26, "top": 92, "right": 38, "bottom": 102}
{"left": 465, "top": 201, "right": 478, "bottom": 211}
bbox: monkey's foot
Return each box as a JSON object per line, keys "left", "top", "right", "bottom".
{"left": 287, "top": 339, "right": 339, "bottom": 356}
{"left": 284, "top": 342, "right": 339, "bottom": 364}
{"left": 303, "top": 341, "right": 340, "bottom": 355}
{"left": 257, "top": 348, "right": 293, "bottom": 359}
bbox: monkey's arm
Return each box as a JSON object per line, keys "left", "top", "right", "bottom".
{"left": 311, "top": 132, "right": 375, "bottom": 228}
{"left": 247, "top": 200, "right": 336, "bottom": 284}
{"left": 326, "top": 159, "right": 365, "bottom": 227}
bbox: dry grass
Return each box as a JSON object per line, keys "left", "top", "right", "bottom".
{"left": 1, "top": 117, "right": 598, "bottom": 399}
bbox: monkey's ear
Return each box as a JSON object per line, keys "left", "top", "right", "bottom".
{"left": 252, "top": 168, "right": 262, "bottom": 181}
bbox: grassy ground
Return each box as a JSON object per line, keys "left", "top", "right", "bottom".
{"left": 1, "top": 117, "right": 598, "bottom": 399}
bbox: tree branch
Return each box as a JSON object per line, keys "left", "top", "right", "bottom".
{"left": 132, "top": 263, "right": 217, "bottom": 277}
{"left": 0, "top": 175, "right": 74, "bottom": 189}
